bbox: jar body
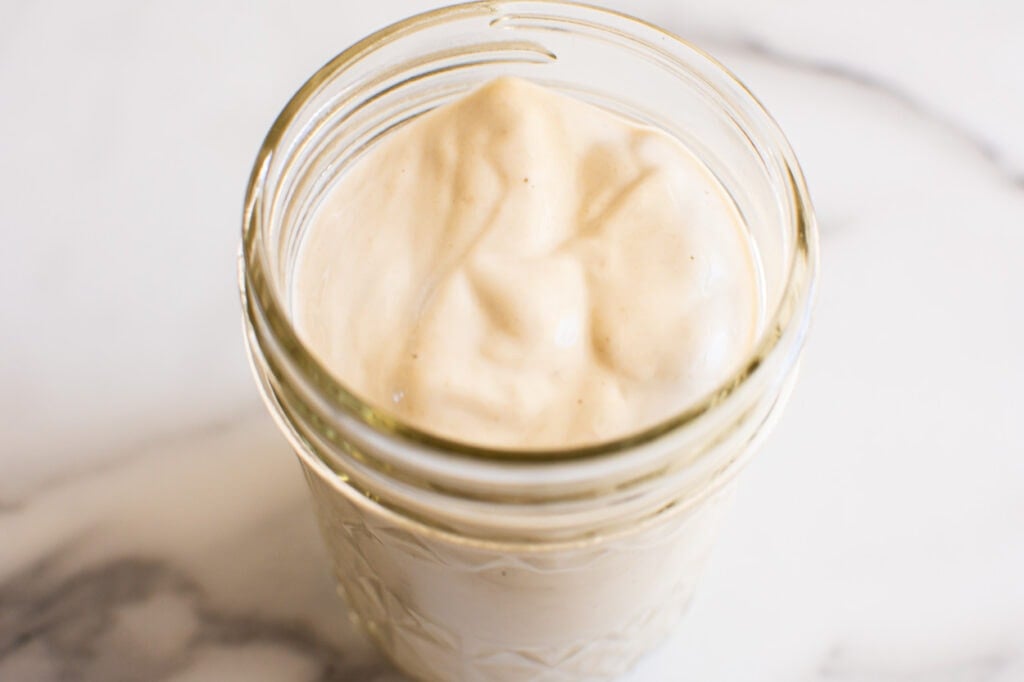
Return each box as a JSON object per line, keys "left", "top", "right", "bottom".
{"left": 302, "top": 460, "right": 734, "bottom": 681}
{"left": 241, "top": 2, "right": 817, "bottom": 681}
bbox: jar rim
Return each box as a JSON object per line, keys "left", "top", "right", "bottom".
{"left": 240, "top": 0, "right": 819, "bottom": 465}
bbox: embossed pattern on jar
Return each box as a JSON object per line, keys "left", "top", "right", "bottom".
{"left": 303, "top": 467, "right": 733, "bottom": 681}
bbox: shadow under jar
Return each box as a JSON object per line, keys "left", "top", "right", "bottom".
{"left": 240, "top": 2, "right": 818, "bottom": 680}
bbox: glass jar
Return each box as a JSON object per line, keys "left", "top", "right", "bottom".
{"left": 240, "top": 2, "right": 818, "bottom": 680}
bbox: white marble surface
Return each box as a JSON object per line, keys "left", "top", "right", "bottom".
{"left": 2, "top": 1, "right": 1023, "bottom": 680}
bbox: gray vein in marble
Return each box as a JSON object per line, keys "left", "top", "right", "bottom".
{"left": 0, "top": 553, "right": 400, "bottom": 682}
{"left": 692, "top": 33, "right": 1024, "bottom": 191}
{"left": 0, "top": 405, "right": 263, "bottom": 513}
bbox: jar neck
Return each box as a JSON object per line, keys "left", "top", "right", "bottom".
{"left": 240, "top": 1, "right": 818, "bottom": 544}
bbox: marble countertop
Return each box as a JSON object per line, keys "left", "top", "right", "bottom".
{"left": 3, "top": 1, "right": 1022, "bottom": 680}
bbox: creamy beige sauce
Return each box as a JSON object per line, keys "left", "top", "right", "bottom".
{"left": 293, "top": 77, "right": 761, "bottom": 449}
